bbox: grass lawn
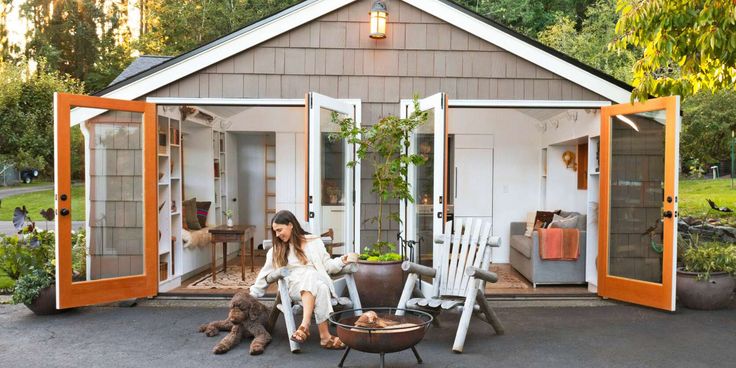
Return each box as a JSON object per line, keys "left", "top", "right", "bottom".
{"left": 0, "top": 185, "right": 85, "bottom": 222}
{"left": 679, "top": 178, "right": 736, "bottom": 223}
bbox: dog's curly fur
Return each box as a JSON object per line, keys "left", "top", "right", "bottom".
{"left": 198, "top": 291, "right": 272, "bottom": 355}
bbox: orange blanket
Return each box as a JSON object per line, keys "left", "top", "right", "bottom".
{"left": 538, "top": 228, "right": 580, "bottom": 260}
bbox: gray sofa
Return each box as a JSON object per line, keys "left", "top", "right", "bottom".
{"left": 509, "top": 211, "right": 587, "bottom": 287}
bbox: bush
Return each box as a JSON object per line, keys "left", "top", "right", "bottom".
{"left": 11, "top": 267, "right": 53, "bottom": 305}
{"left": 681, "top": 241, "right": 736, "bottom": 280}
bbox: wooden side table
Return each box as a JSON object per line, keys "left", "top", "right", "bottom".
{"left": 208, "top": 225, "right": 256, "bottom": 282}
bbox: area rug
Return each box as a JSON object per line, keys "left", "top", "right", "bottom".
{"left": 186, "top": 266, "right": 262, "bottom": 290}
{"left": 485, "top": 264, "right": 530, "bottom": 289}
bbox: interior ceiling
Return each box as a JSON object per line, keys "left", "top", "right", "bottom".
{"left": 197, "top": 105, "right": 251, "bottom": 119}
{"left": 517, "top": 108, "right": 570, "bottom": 121}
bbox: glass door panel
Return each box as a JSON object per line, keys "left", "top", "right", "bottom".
{"left": 599, "top": 96, "right": 679, "bottom": 311}
{"left": 55, "top": 93, "right": 157, "bottom": 309}
{"left": 307, "top": 93, "right": 360, "bottom": 253}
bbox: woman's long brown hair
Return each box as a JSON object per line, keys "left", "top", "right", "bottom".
{"left": 271, "top": 210, "right": 310, "bottom": 268}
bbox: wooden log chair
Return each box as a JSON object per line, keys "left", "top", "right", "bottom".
{"left": 262, "top": 233, "right": 362, "bottom": 353}
{"left": 396, "top": 218, "right": 505, "bottom": 353}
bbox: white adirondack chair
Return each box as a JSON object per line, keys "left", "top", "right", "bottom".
{"left": 396, "top": 218, "right": 505, "bottom": 353}
{"left": 261, "top": 239, "right": 362, "bottom": 353}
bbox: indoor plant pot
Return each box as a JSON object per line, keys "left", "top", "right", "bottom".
{"left": 676, "top": 268, "right": 735, "bottom": 310}
{"left": 353, "top": 260, "right": 405, "bottom": 308}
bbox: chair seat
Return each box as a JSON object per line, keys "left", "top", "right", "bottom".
{"left": 510, "top": 234, "right": 533, "bottom": 258}
{"left": 277, "top": 297, "right": 353, "bottom": 315}
{"left": 406, "top": 298, "right": 464, "bottom": 310}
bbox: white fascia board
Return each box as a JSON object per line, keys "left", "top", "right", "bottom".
{"left": 403, "top": 0, "right": 632, "bottom": 103}
{"left": 146, "top": 98, "right": 306, "bottom": 106}
{"left": 70, "top": 0, "right": 354, "bottom": 125}
{"left": 448, "top": 100, "right": 612, "bottom": 108}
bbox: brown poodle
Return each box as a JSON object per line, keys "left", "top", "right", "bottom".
{"left": 198, "top": 291, "right": 272, "bottom": 355}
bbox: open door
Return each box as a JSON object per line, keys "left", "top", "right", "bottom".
{"left": 598, "top": 96, "right": 680, "bottom": 311}
{"left": 400, "top": 93, "right": 447, "bottom": 273}
{"left": 54, "top": 93, "right": 158, "bottom": 309}
{"left": 306, "top": 92, "right": 360, "bottom": 254}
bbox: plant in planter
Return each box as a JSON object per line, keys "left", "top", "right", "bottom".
{"left": 331, "top": 97, "right": 428, "bottom": 306}
{"left": 676, "top": 238, "right": 736, "bottom": 310}
{"left": 0, "top": 206, "right": 87, "bottom": 314}
{"left": 223, "top": 209, "right": 234, "bottom": 227}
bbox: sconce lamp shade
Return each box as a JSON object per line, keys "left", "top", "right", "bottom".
{"left": 369, "top": 0, "right": 388, "bottom": 39}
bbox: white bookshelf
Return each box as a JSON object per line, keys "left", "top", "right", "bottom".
{"left": 157, "top": 111, "right": 183, "bottom": 292}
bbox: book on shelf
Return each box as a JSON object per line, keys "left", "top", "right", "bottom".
{"left": 214, "top": 161, "right": 220, "bottom": 177}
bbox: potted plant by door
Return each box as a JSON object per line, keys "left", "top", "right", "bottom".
{"left": 331, "top": 97, "right": 428, "bottom": 307}
{"left": 0, "top": 206, "right": 86, "bottom": 315}
{"left": 676, "top": 240, "right": 736, "bottom": 310}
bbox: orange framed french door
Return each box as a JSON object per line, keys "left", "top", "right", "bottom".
{"left": 598, "top": 96, "right": 680, "bottom": 311}
{"left": 54, "top": 93, "right": 158, "bottom": 309}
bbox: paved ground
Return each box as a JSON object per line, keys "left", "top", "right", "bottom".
{"left": 0, "top": 221, "right": 85, "bottom": 236}
{"left": 0, "top": 184, "right": 53, "bottom": 200}
{"left": 0, "top": 299, "right": 734, "bottom": 368}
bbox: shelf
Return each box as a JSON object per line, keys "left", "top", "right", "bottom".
{"left": 171, "top": 212, "right": 180, "bottom": 216}
{"left": 266, "top": 192, "right": 275, "bottom": 197}
{"left": 590, "top": 171, "right": 600, "bottom": 176}
{"left": 266, "top": 208, "right": 276, "bottom": 213}
{"left": 266, "top": 176, "right": 276, "bottom": 180}
{"left": 266, "top": 160, "right": 275, "bottom": 163}
{"left": 158, "top": 182, "right": 168, "bottom": 186}
{"left": 158, "top": 153, "right": 169, "bottom": 157}
{"left": 170, "top": 144, "right": 180, "bottom": 147}
{"left": 170, "top": 177, "right": 180, "bottom": 180}
{"left": 159, "top": 249, "right": 170, "bottom": 256}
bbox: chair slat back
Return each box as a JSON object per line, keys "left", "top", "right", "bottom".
{"left": 460, "top": 221, "right": 493, "bottom": 292}
{"left": 438, "top": 218, "right": 491, "bottom": 297}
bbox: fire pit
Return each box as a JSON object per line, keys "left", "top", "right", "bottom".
{"left": 328, "top": 307, "right": 433, "bottom": 368}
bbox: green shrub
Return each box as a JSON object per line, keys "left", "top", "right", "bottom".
{"left": 11, "top": 267, "right": 53, "bottom": 305}
{"left": 681, "top": 242, "right": 736, "bottom": 280}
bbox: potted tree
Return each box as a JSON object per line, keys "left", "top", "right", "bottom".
{"left": 676, "top": 239, "right": 736, "bottom": 310}
{"left": 331, "top": 97, "right": 428, "bottom": 307}
{"left": 0, "top": 206, "right": 86, "bottom": 315}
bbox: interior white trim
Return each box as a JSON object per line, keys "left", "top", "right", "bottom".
{"left": 449, "top": 100, "right": 612, "bottom": 108}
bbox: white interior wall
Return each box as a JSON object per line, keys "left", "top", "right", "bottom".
{"left": 236, "top": 133, "right": 268, "bottom": 248}
{"left": 449, "top": 108, "right": 541, "bottom": 263}
{"left": 546, "top": 144, "right": 587, "bottom": 213}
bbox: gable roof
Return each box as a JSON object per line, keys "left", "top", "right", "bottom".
{"left": 108, "top": 55, "right": 172, "bottom": 86}
{"left": 74, "top": 0, "right": 633, "bottom": 123}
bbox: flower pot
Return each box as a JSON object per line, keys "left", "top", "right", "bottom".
{"left": 676, "top": 268, "right": 735, "bottom": 310}
{"left": 24, "top": 285, "right": 64, "bottom": 315}
{"left": 353, "top": 260, "right": 405, "bottom": 308}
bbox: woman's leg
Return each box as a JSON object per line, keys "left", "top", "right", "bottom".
{"left": 299, "top": 290, "right": 315, "bottom": 329}
{"left": 311, "top": 283, "right": 338, "bottom": 343}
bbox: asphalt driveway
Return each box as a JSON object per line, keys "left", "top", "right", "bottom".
{"left": 0, "top": 299, "right": 734, "bottom": 368}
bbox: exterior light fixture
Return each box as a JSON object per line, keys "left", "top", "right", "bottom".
{"left": 369, "top": 0, "right": 388, "bottom": 39}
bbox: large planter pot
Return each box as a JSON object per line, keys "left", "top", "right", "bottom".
{"left": 676, "top": 268, "right": 735, "bottom": 310}
{"left": 353, "top": 260, "right": 405, "bottom": 308}
{"left": 24, "top": 285, "right": 63, "bottom": 315}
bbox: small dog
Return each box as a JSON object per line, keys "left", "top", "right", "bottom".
{"left": 199, "top": 291, "right": 271, "bottom": 355}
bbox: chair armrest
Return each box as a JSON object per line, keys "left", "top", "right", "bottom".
{"left": 265, "top": 267, "right": 289, "bottom": 283}
{"left": 465, "top": 266, "right": 498, "bottom": 283}
{"left": 401, "top": 261, "right": 437, "bottom": 278}
{"left": 332, "top": 262, "right": 358, "bottom": 276}
{"left": 510, "top": 222, "right": 527, "bottom": 236}
{"left": 487, "top": 236, "right": 501, "bottom": 248}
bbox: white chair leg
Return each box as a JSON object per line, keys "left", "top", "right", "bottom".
{"left": 278, "top": 280, "right": 300, "bottom": 353}
{"left": 453, "top": 278, "right": 480, "bottom": 353}
{"left": 396, "top": 274, "right": 417, "bottom": 316}
{"left": 345, "top": 274, "right": 362, "bottom": 315}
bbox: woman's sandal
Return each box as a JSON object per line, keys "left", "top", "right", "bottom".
{"left": 320, "top": 336, "right": 346, "bottom": 350}
{"left": 290, "top": 325, "right": 309, "bottom": 343}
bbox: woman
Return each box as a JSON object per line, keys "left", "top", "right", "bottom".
{"left": 250, "top": 210, "right": 356, "bottom": 349}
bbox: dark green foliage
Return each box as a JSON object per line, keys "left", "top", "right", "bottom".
{"left": 681, "top": 90, "right": 736, "bottom": 174}
{"left": 11, "top": 267, "right": 53, "bottom": 305}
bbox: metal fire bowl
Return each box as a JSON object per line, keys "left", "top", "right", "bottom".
{"left": 328, "top": 308, "right": 433, "bottom": 354}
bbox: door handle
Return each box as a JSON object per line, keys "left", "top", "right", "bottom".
{"left": 60, "top": 208, "right": 70, "bottom": 216}
{"left": 662, "top": 210, "right": 673, "bottom": 219}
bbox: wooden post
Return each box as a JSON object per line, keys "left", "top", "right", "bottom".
{"left": 475, "top": 292, "right": 504, "bottom": 335}
{"left": 396, "top": 273, "right": 418, "bottom": 316}
{"left": 453, "top": 278, "right": 480, "bottom": 353}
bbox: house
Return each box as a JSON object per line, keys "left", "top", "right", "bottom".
{"left": 53, "top": 0, "right": 680, "bottom": 311}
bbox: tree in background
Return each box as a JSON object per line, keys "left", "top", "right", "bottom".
{"left": 0, "top": 59, "right": 85, "bottom": 175}
{"left": 681, "top": 90, "right": 736, "bottom": 175}
{"left": 135, "top": 0, "right": 302, "bottom": 56}
{"left": 612, "top": 0, "right": 736, "bottom": 100}
{"left": 0, "top": 0, "right": 18, "bottom": 62}
{"left": 453, "top": 0, "right": 595, "bottom": 38}
{"left": 20, "top": 0, "right": 132, "bottom": 93}
{"left": 538, "top": 0, "right": 639, "bottom": 83}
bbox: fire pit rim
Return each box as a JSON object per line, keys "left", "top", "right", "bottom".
{"left": 328, "top": 307, "right": 433, "bottom": 332}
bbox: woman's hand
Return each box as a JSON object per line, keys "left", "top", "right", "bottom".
{"left": 341, "top": 252, "right": 359, "bottom": 265}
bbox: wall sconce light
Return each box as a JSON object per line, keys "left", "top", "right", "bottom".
{"left": 562, "top": 150, "right": 577, "bottom": 171}
{"left": 369, "top": 0, "right": 388, "bottom": 39}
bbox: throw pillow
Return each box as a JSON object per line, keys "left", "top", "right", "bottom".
{"left": 534, "top": 210, "right": 561, "bottom": 229}
{"left": 182, "top": 198, "right": 201, "bottom": 230}
{"left": 524, "top": 211, "right": 536, "bottom": 237}
{"left": 196, "top": 201, "right": 212, "bottom": 228}
{"left": 549, "top": 214, "right": 578, "bottom": 229}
